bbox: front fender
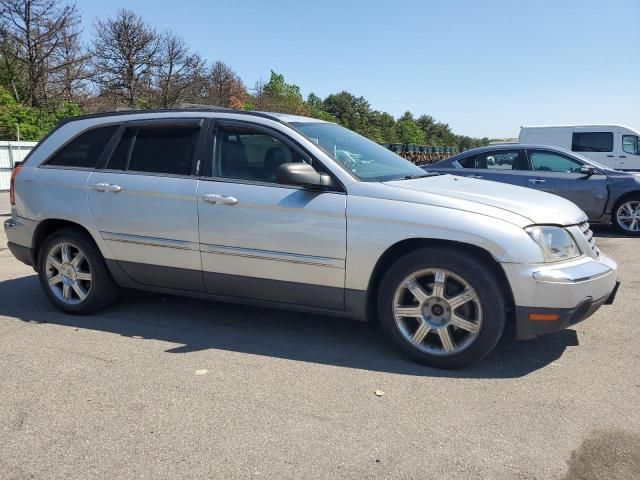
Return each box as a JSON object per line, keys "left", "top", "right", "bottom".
{"left": 345, "top": 196, "right": 544, "bottom": 291}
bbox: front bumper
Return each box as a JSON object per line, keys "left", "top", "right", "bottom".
{"left": 502, "top": 253, "right": 619, "bottom": 340}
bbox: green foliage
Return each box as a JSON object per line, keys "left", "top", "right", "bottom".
{"left": 0, "top": 86, "right": 83, "bottom": 140}
{"left": 259, "top": 70, "right": 308, "bottom": 115}
{"left": 396, "top": 113, "right": 425, "bottom": 144}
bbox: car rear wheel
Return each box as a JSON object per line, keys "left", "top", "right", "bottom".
{"left": 38, "top": 228, "right": 118, "bottom": 314}
{"left": 613, "top": 195, "right": 640, "bottom": 236}
{"left": 377, "top": 247, "right": 507, "bottom": 368}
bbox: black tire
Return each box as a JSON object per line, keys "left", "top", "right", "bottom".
{"left": 377, "top": 247, "right": 506, "bottom": 369}
{"left": 612, "top": 194, "right": 640, "bottom": 236}
{"left": 37, "top": 228, "right": 118, "bottom": 314}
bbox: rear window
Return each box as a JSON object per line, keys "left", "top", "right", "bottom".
{"left": 46, "top": 126, "right": 118, "bottom": 168}
{"left": 572, "top": 132, "right": 613, "bottom": 152}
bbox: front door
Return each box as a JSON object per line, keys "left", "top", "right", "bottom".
{"left": 525, "top": 149, "right": 608, "bottom": 220}
{"left": 619, "top": 132, "right": 640, "bottom": 170}
{"left": 197, "top": 120, "right": 347, "bottom": 310}
{"left": 87, "top": 119, "right": 205, "bottom": 291}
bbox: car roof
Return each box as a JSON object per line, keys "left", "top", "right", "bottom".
{"left": 56, "top": 108, "right": 330, "bottom": 127}
{"left": 453, "top": 143, "right": 571, "bottom": 157}
{"left": 521, "top": 124, "right": 634, "bottom": 129}
{"left": 428, "top": 143, "right": 612, "bottom": 170}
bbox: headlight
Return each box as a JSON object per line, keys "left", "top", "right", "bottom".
{"left": 525, "top": 226, "right": 581, "bottom": 262}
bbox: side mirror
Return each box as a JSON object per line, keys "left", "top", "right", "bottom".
{"left": 276, "top": 163, "right": 333, "bottom": 189}
{"left": 580, "top": 166, "right": 597, "bottom": 177}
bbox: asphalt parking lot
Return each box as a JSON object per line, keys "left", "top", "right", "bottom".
{"left": 1, "top": 195, "right": 639, "bottom": 479}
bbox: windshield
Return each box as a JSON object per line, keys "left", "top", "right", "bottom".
{"left": 291, "top": 122, "right": 428, "bottom": 182}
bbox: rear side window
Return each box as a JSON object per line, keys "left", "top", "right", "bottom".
{"left": 106, "top": 124, "right": 201, "bottom": 175}
{"left": 572, "top": 132, "right": 613, "bottom": 152}
{"left": 458, "top": 150, "right": 528, "bottom": 170}
{"left": 107, "top": 128, "right": 134, "bottom": 170}
{"left": 47, "top": 126, "right": 117, "bottom": 168}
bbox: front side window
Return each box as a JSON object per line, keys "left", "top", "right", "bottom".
{"left": 47, "top": 126, "right": 118, "bottom": 168}
{"left": 214, "top": 124, "right": 308, "bottom": 183}
{"left": 623, "top": 135, "right": 640, "bottom": 155}
{"left": 572, "top": 132, "right": 613, "bottom": 152}
{"left": 291, "top": 122, "right": 426, "bottom": 182}
{"left": 458, "top": 150, "right": 528, "bottom": 170}
{"left": 529, "top": 150, "right": 583, "bottom": 173}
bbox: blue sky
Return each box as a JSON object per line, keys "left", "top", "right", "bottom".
{"left": 77, "top": 0, "right": 640, "bottom": 138}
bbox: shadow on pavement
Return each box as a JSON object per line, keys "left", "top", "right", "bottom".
{"left": 591, "top": 224, "right": 630, "bottom": 239}
{"left": 0, "top": 274, "right": 579, "bottom": 379}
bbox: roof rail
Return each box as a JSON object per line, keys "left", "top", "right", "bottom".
{"left": 55, "top": 107, "right": 288, "bottom": 127}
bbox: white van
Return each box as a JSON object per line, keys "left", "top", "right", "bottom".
{"left": 519, "top": 125, "right": 640, "bottom": 170}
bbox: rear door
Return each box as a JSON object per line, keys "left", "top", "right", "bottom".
{"left": 454, "top": 149, "right": 531, "bottom": 186}
{"left": 87, "top": 118, "right": 206, "bottom": 291}
{"left": 525, "top": 149, "right": 608, "bottom": 219}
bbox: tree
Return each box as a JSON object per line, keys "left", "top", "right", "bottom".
{"left": 396, "top": 111, "right": 424, "bottom": 144}
{"left": 0, "top": 0, "right": 82, "bottom": 108}
{"left": 253, "top": 70, "right": 307, "bottom": 114}
{"left": 92, "top": 8, "right": 160, "bottom": 108}
{"left": 205, "top": 60, "right": 246, "bottom": 108}
{"left": 369, "top": 110, "right": 398, "bottom": 143}
{"left": 49, "top": 23, "right": 92, "bottom": 103}
{"left": 0, "top": 84, "right": 80, "bottom": 139}
{"left": 153, "top": 32, "right": 203, "bottom": 108}
{"left": 322, "top": 91, "right": 372, "bottom": 136}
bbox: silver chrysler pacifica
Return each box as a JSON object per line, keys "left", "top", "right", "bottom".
{"left": 5, "top": 109, "right": 620, "bottom": 368}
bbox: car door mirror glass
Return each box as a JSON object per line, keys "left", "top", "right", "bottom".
{"left": 276, "top": 163, "right": 332, "bottom": 189}
{"left": 580, "top": 166, "right": 597, "bottom": 177}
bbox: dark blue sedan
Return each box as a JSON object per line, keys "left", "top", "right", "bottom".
{"left": 424, "top": 144, "right": 640, "bottom": 235}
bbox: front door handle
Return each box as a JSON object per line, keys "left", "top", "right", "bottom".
{"left": 606, "top": 155, "right": 615, "bottom": 158}
{"left": 106, "top": 184, "right": 121, "bottom": 193}
{"left": 619, "top": 155, "right": 627, "bottom": 158}
{"left": 528, "top": 178, "right": 546, "bottom": 184}
{"left": 202, "top": 193, "right": 238, "bottom": 205}
{"left": 469, "top": 174, "right": 484, "bottom": 179}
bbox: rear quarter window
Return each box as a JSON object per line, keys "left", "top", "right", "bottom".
{"left": 46, "top": 126, "right": 118, "bottom": 168}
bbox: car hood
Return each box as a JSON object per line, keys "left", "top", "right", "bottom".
{"left": 350, "top": 174, "right": 587, "bottom": 228}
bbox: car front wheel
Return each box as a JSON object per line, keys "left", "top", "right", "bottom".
{"left": 377, "top": 247, "right": 507, "bottom": 368}
{"left": 613, "top": 195, "right": 640, "bottom": 236}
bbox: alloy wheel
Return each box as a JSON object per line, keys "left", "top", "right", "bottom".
{"left": 616, "top": 201, "right": 640, "bottom": 232}
{"left": 392, "top": 268, "right": 482, "bottom": 356}
{"left": 45, "top": 241, "right": 92, "bottom": 305}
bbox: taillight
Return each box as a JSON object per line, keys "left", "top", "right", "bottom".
{"left": 9, "top": 162, "right": 23, "bottom": 206}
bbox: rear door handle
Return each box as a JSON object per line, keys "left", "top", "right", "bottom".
{"left": 606, "top": 155, "right": 615, "bottom": 158}
{"left": 528, "top": 178, "right": 546, "bottom": 184}
{"left": 469, "top": 174, "right": 484, "bottom": 179}
{"left": 619, "top": 155, "right": 627, "bottom": 158}
{"left": 202, "top": 193, "right": 238, "bottom": 205}
{"left": 93, "top": 183, "right": 121, "bottom": 193}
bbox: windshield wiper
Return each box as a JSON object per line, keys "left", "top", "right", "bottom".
{"left": 400, "top": 172, "right": 440, "bottom": 180}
